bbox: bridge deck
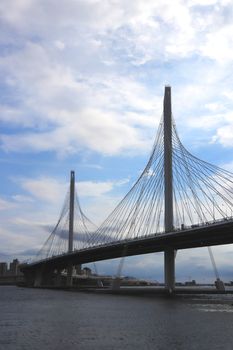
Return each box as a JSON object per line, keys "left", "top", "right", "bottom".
{"left": 21, "top": 219, "right": 233, "bottom": 272}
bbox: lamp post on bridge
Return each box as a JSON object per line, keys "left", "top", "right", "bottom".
{"left": 163, "top": 86, "right": 175, "bottom": 293}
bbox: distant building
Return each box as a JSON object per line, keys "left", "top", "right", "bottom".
{"left": 9, "top": 259, "right": 20, "bottom": 276}
{"left": 185, "top": 279, "right": 196, "bottom": 286}
{"left": 175, "top": 282, "right": 183, "bottom": 286}
{"left": 82, "top": 267, "right": 92, "bottom": 277}
{"left": 0, "top": 262, "right": 8, "bottom": 276}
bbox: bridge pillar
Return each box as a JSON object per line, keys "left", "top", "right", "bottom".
{"left": 34, "top": 268, "right": 43, "bottom": 287}
{"left": 54, "top": 269, "right": 63, "bottom": 287}
{"left": 75, "top": 264, "right": 82, "bottom": 275}
{"left": 163, "top": 86, "right": 175, "bottom": 293}
{"left": 68, "top": 171, "right": 75, "bottom": 253}
{"left": 111, "top": 277, "right": 121, "bottom": 290}
{"left": 66, "top": 264, "right": 73, "bottom": 287}
{"left": 164, "top": 248, "right": 175, "bottom": 293}
{"left": 66, "top": 170, "right": 75, "bottom": 287}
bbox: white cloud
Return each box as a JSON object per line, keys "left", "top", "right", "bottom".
{"left": 16, "top": 175, "right": 129, "bottom": 201}
{"left": 0, "top": 0, "right": 232, "bottom": 65}
{"left": 17, "top": 177, "right": 67, "bottom": 204}
{"left": 0, "top": 0, "right": 33, "bottom": 25}
{"left": 201, "top": 26, "right": 233, "bottom": 63}
{"left": 77, "top": 179, "right": 129, "bottom": 197}
{"left": 12, "top": 194, "right": 35, "bottom": 203}
{"left": 0, "top": 40, "right": 160, "bottom": 156}
{"left": 1, "top": 0, "right": 233, "bottom": 159}
{"left": 188, "top": 0, "right": 218, "bottom": 5}
{"left": 54, "top": 40, "right": 65, "bottom": 50}
{"left": 204, "top": 102, "right": 224, "bottom": 112}
{"left": 0, "top": 225, "right": 46, "bottom": 254}
{"left": 0, "top": 197, "right": 16, "bottom": 210}
{"left": 212, "top": 124, "right": 233, "bottom": 147}
{"left": 186, "top": 113, "right": 226, "bottom": 131}
{"left": 0, "top": 109, "right": 152, "bottom": 156}
{"left": 84, "top": 194, "right": 124, "bottom": 225}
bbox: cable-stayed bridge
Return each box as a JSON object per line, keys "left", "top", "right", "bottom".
{"left": 21, "top": 87, "right": 233, "bottom": 292}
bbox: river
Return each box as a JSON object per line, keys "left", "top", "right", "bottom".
{"left": 0, "top": 286, "right": 233, "bottom": 350}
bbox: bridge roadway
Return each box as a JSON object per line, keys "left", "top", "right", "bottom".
{"left": 21, "top": 218, "right": 233, "bottom": 273}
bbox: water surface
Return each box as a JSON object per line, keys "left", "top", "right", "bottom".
{"left": 0, "top": 286, "right": 233, "bottom": 350}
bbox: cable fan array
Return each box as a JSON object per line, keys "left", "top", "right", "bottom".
{"left": 89, "top": 117, "right": 233, "bottom": 247}
{"left": 35, "top": 114, "right": 233, "bottom": 260}
{"left": 34, "top": 189, "right": 96, "bottom": 261}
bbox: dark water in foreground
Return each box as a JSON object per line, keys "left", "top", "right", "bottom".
{"left": 0, "top": 286, "right": 233, "bottom": 350}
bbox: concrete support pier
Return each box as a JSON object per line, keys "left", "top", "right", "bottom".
{"left": 54, "top": 269, "right": 62, "bottom": 287}
{"left": 66, "top": 265, "right": 73, "bottom": 287}
{"left": 34, "top": 268, "right": 43, "bottom": 287}
{"left": 163, "top": 86, "right": 175, "bottom": 293}
{"left": 164, "top": 248, "right": 175, "bottom": 293}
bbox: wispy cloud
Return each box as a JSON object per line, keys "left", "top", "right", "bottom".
{"left": 0, "top": 197, "right": 16, "bottom": 210}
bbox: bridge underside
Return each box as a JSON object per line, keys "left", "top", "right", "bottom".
{"left": 21, "top": 221, "right": 233, "bottom": 285}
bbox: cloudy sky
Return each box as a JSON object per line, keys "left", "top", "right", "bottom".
{"left": 1, "top": 0, "right": 233, "bottom": 282}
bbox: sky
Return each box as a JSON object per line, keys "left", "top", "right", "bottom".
{"left": 1, "top": 0, "right": 233, "bottom": 282}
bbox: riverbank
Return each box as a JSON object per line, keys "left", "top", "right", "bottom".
{"left": 17, "top": 284, "right": 233, "bottom": 297}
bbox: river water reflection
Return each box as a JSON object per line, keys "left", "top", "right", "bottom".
{"left": 0, "top": 286, "right": 233, "bottom": 350}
